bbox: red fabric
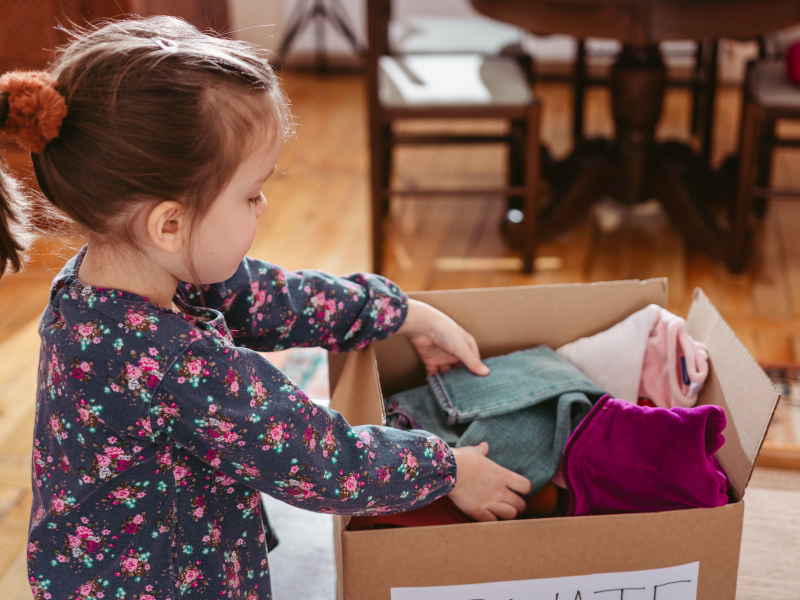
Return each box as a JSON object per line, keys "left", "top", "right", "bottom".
{"left": 787, "top": 42, "right": 800, "bottom": 85}
{"left": 347, "top": 496, "right": 474, "bottom": 531}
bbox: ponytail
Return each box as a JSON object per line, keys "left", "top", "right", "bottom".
{"left": 0, "top": 93, "right": 29, "bottom": 277}
{"left": 0, "top": 71, "right": 68, "bottom": 278}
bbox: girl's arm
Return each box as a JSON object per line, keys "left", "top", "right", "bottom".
{"left": 152, "top": 340, "right": 457, "bottom": 515}
{"left": 177, "top": 257, "right": 406, "bottom": 353}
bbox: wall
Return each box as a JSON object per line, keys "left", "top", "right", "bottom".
{"left": 225, "top": 0, "right": 770, "bottom": 81}
{"left": 228, "top": 0, "right": 285, "bottom": 56}
{"left": 227, "top": 0, "right": 477, "bottom": 68}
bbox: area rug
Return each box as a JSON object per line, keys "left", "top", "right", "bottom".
{"left": 260, "top": 347, "right": 330, "bottom": 403}
{"left": 761, "top": 364, "right": 800, "bottom": 451}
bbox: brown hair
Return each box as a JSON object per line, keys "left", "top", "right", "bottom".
{"left": 0, "top": 16, "right": 292, "bottom": 279}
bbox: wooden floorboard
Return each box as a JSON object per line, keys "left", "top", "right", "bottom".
{"left": 1, "top": 71, "right": 800, "bottom": 598}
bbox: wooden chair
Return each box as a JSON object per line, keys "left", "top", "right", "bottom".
{"left": 730, "top": 59, "right": 800, "bottom": 271}
{"left": 367, "top": 0, "right": 541, "bottom": 274}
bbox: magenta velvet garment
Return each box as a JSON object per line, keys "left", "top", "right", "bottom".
{"left": 563, "top": 395, "right": 729, "bottom": 516}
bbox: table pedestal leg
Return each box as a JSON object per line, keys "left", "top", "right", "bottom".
{"left": 610, "top": 45, "right": 667, "bottom": 204}
{"left": 508, "top": 43, "right": 731, "bottom": 267}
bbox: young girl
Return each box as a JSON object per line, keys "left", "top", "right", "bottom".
{"left": 0, "top": 16, "right": 530, "bottom": 600}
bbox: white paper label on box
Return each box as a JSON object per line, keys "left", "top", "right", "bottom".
{"left": 390, "top": 561, "right": 699, "bottom": 600}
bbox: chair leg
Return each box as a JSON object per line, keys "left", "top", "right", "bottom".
{"left": 573, "top": 39, "right": 586, "bottom": 146}
{"left": 754, "top": 117, "right": 776, "bottom": 217}
{"left": 370, "top": 123, "right": 391, "bottom": 274}
{"left": 522, "top": 102, "right": 541, "bottom": 274}
{"left": 700, "top": 40, "right": 719, "bottom": 167}
{"left": 690, "top": 41, "right": 703, "bottom": 135}
{"left": 758, "top": 35, "right": 767, "bottom": 60}
{"left": 508, "top": 119, "right": 525, "bottom": 212}
{"left": 729, "top": 101, "right": 764, "bottom": 273}
{"left": 381, "top": 124, "right": 392, "bottom": 214}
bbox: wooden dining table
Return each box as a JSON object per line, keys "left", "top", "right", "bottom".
{"left": 471, "top": 0, "right": 800, "bottom": 271}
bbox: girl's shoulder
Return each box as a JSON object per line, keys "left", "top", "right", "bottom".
{"left": 41, "top": 252, "right": 235, "bottom": 368}
{"left": 37, "top": 256, "right": 235, "bottom": 440}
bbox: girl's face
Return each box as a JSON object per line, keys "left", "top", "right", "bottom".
{"left": 188, "top": 136, "right": 282, "bottom": 284}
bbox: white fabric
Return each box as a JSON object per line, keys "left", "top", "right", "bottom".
{"left": 556, "top": 305, "right": 662, "bottom": 404}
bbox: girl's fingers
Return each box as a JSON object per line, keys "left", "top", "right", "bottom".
{"left": 460, "top": 346, "right": 490, "bottom": 376}
{"left": 463, "top": 332, "right": 489, "bottom": 375}
{"left": 504, "top": 489, "right": 527, "bottom": 515}
{"left": 438, "top": 329, "right": 486, "bottom": 377}
{"left": 474, "top": 508, "right": 497, "bottom": 522}
{"left": 463, "top": 333, "right": 477, "bottom": 357}
{"left": 508, "top": 472, "right": 533, "bottom": 496}
{"left": 489, "top": 502, "right": 518, "bottom": 521}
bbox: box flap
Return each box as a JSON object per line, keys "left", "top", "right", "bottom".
{"left": 686, "top": 288, "right": 781, "bottom": 500}
{"left": 329, "top": 346, "right": 385, "bottom": 427}
{"left": 377, "top": 278, "right": 668, "bottom": 396}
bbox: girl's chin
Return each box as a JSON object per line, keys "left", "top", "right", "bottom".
{"left": 218, "top": 261, "right": 247, "bottom": 283}
{"left": 192, "top": 253, "right": 250, "bottom": 285}
{"left": 189, "top": 270, "right": 238, "bottom": 287}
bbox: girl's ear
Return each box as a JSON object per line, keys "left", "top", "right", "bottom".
{"left": 146, "top": 201, "right": 187, "bottom": 254}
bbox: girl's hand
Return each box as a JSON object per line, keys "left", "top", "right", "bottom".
{"left": 396, "top": 299, "right": 490, "bottom": 377}
{"left": 449, "top": 442, "right": 532, "bottom": 521}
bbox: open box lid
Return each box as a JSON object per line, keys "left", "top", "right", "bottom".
{"left": 330, "top": 280, "right": 780, "bottom": 502}
{"left": 686, "top": 288, "right": 781, "bottom": 499}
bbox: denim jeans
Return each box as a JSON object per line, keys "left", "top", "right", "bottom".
{"left": 385, "top": 346, "right": 606, "bottom": 496}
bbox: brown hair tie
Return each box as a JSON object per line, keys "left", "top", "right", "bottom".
{"left": 0, "top": 71, "right": 67, "bottom": 153}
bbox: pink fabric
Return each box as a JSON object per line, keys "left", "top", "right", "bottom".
{"left": 556, "top": 305, "right": 708, "bottom": 409}
{"left": 556, "top": 305, "right": 661, "bottom": 404}
{"left": 563, "top": 395, "right": 729, "bottom": 516}
{"left": 550, "top": 461, "right": 566, "bottom": 489}
{"left": 787, "top": 41, "right": 800, "bottom": 85}
{"left": 638, "top": 309, "right": 708, "bottom": 409}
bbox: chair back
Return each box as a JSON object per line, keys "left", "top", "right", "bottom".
{"left": 367, "top": 0, "right": 392, "bottom": 63}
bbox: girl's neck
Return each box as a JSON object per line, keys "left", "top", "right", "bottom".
{"left": 78, "top": 243, "right": 180, "bottom": 310}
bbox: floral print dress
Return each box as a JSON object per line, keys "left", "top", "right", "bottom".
{"left": 28, "top": 248, "right": 456, "bottom": 600}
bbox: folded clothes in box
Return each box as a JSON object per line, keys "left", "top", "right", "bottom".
{"left": 381, "top": 303, "right": 726, "bottom": 521}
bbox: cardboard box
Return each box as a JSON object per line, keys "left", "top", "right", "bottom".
{"left": 328, "top": 280, "right": 780, "bottom": 600}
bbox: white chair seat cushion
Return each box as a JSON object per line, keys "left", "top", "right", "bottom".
{"left": 378, "top": 54, "right": 532, "bottom": 107}
{"left": 389, "top": 16, "right": 522, "bottom": 55}
{"left": 749, "top": 60, "right": 800, "bottom": 108}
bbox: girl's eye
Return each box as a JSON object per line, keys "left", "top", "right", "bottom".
{"left": 249, "top": 194, "right": 264, "bottom": 205}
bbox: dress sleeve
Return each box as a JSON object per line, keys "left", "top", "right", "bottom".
{"left": 177, "top": 257, "right": 408, "bottom": 353}
{"left": 151, "top": 340, "right": 456, "bottom": 514}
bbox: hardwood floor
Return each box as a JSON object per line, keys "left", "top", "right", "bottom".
{"left": 1, "top": 71, "right": 799, "bottom": 598}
